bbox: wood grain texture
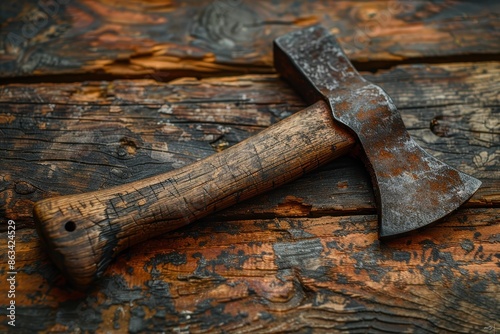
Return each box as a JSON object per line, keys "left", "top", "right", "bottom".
{"left": 1, "top": 63, "right": 498, "bottom": 227}
{"left": 0, "top": 209, "right": 498, "bottom": 332}
{"left": 0, "top": 0, "right": 499, "bottom": 78}
{"left": 33, "top": 100, "right": 355, "bottom": 288}
{"left": 0, "top": 64, "right": 497, "bottom": 333}
{"left": 0, "top": 0, "right": 499, "bottom": 332}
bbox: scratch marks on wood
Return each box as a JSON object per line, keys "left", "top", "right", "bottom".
{"left": 2, "top": 210, "right": 499, "bottom": 332}
{"left": 0, "top": 18, "right": 498, "bottom": 331}
{"left": 2, "top": 1, "right": 499, "bottom": 78}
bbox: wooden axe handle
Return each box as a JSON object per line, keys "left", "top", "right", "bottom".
{"left": 34, "top": 100, "right": 356, "bottom": 289}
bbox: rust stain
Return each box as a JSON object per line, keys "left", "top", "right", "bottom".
{"left": 378, "top": 149, "right": 395, "bottom": 160}
{"left": 336, "top": 100, "right": 351, "bottom": 114}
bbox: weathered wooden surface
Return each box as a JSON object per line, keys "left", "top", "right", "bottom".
{"left": 1, "top": 0, "right": 499, "bottom": 78}
{"left": 2, "top": 63, "right": 498, "bottom": 227}
{"left": 0, "top": 0, "right": 499, "bottom": 333}
{"left": 1, "top": 72, "right": 498, "bottom": 334}
{"left": 33, "top": 99, "right": 355, "bottom": 289}
{"left": 1, "top": 208, "right": 499, "bottom": 333}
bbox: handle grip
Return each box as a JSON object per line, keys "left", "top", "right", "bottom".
{"left": 33, "top": 100, "right": 355, "bottom": 288}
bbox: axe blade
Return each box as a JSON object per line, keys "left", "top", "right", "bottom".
{"left": 374, "top": 137, "right": 482, "bottom": 237}
{"left": 274, "top": 25, "right": 481, "bottom": 237}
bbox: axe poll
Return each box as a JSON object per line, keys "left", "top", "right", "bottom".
{"left": 33, "top": 26, "right": 481, "bottom": 289}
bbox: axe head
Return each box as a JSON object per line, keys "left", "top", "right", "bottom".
{"left": 274, "top": 26, "right": 481, "bottom": 237}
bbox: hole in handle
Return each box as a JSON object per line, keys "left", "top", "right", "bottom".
{"left": 65, "top": 221, "right": 76, "bottom": 232}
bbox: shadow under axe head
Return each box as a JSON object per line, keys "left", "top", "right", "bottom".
{"left": 273, "top": 25, "right": 482, "bottom": 237}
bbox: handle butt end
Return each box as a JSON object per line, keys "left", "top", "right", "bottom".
{"left": 33, "top": 196, "right": 117, "bottom": 289}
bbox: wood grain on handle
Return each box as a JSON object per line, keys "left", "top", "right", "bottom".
{"left": 33, "top": 100, "right": 356, "bottom": 289}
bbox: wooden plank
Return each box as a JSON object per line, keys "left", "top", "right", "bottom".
{"left": 1, "top": 0, "right": 499, "bottom": 78}
{"left": 0, "top": 208, "right": 498, "bottom": 332}
{"left": 0, "top": 2, "right": 498, "bottom": 331}
{"left": 1, "top": 63, "right": 498, "bottom": 332}
{"left": 1, "top": 62, "right": 498, "bottom": 227}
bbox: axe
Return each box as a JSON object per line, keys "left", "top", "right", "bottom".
{"left": 33, "top": 26, "right": 481, "bottom": 289}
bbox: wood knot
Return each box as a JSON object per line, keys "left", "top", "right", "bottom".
{"left": 430, "top": 116, "right": 449, "bottom": 137}
{"left": 117, "top": 137, "right": 138, "bottom": 158}
{"left": 430, "top": 115, "right": 462, "bottom": 138}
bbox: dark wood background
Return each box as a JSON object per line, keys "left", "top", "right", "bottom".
{"left": 0, "top": 0, "right": 499, "bottom": 333}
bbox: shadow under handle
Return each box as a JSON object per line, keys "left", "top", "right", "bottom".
{"left": 33, "top": 100, "right": 356, "bottom": 289}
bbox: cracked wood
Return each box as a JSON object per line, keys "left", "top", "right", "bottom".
{"left": 0, "top": 1, "right": 498, "bottom": 332}
{"left": 1, "top": 0, "right": 499, "bottom": 78}
{"left": 33, "top": 99, "right": 355, "bottom": 288}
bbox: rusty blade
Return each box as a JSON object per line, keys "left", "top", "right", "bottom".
{"left": 274, "top": 25, "right": 481, "bottom": 237}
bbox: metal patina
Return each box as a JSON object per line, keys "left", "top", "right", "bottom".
{"left": 274, "top": 26, "right": 481, "bottom": 237}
